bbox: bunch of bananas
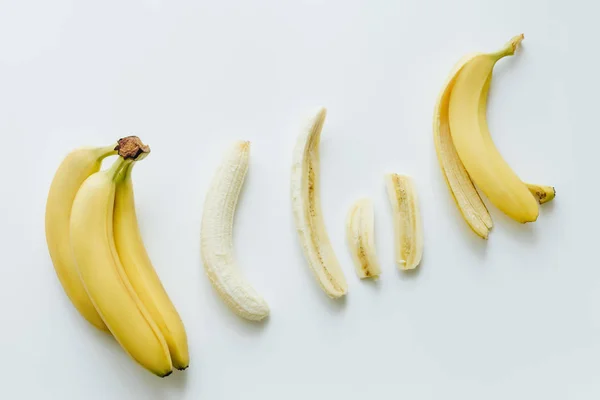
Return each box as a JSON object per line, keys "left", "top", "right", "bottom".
{"left": 45, "top": 136, "right": 188, "bottom": 377}
{"left": 434, "top": 35, "right": 555, "bottom": 238}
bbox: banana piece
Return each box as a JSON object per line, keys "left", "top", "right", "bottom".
{"left": 45, "top": 144, "right": 116, "bottom": 331}
{"left": 434, "top": 36, "right": 556, "bottom": 238}
{"left": 448, "top": 35, "right": 539, "bottom": 223}
{"left": 291, "top": 108, "right": 348, "bottom": 298}
{"left": 346, "top": 199, "right": 381, "bottom": 279}
{"left": 201, "top": 141, "right": 269, "bottom": 321}
{"left": 70, "top": 142, "right": 173, "bottom": 377}
{"left": 385, "top": 174, "right": 423, "bottom": 270}
{"left": 114, "top": 151, "right": 189, "bottom": 369}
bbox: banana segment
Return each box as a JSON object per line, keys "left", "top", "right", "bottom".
{"left": 71, "top": 153, "right": 173, "bottom": 377}
{"left": 434, "top": 35, "right": 556, "bottom": 238}
{"left": 291, "top": 108, "right": 348, "bottom": 298}
{"left": 114, "top": 161, "right": 189, "bottom": 370}
{"left": 201, "top": 141, "right": 270, "bottom": 321}
{"left": 346, "top": 199, "right": 381, "bottom": 279}
{"left": 385, "top": 174, "right": 423, "bottom": 270}
{"left": 45, "top": 145, "right": 116, "bottom": 331}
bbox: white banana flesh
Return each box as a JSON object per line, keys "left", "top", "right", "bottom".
{"left": 70, "top": 152, "right": 173, "bottom": 377}
{"left": 346, "top": 199, "right": 381, "bottom": 279}
{"left": 114, "top": 162, "right": 190, "bottom": 369}
{"left": 291, "top": 108, "right": 348, "bottom": 298}
{"left": 201, "top": 141, "right": 270, "bottom": 321}
{"left": 45, "top": 145, "right": 116, "bottom": 331}
{"left": 385, "top": 174, "right": 423, "bottom": 270}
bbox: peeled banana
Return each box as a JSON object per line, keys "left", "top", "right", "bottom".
{"left": 114, "top": 160, "right": 189, "bottom": 369}
{"left": 346, "top": 199, "right": 381, "bottom": 279}
{"left": 385, "top": 174, "right": 423, "bottom": 271}
{"left": 45, "top": 144, "right": 116, "bottom": 331}
{"left": 434, "top": 35, "right": 556, "bottom": 238}
{"left": 291, "top": 108, "right": 348, "bottom": 298}
{"left": 70, "top": 139, "right": 173, "bottom": 377}
{"left": 201, "top": 141, "right": 270, "bottom": 321}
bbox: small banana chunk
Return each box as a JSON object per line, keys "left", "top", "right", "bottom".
{"left": 201, "top": 141, "right": 269, "bottom": 321}
{"left": 385, "top": 174, "right": 423, "bottom": 271}
{"left": 346, "top": 199, "right": 381, "bottom": 279}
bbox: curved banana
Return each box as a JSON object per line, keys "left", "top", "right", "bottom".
{"left": 45, "top": 144, "right": 116, "bottom": 331}
{"left": 448, "top": 34, "right": 539, "bottom": 223}
{"left": 70, "top": 145, "right": 173, "bottom": 377}
{"left": 201, "top": 141, "right": 269, "bottom": 321}
{"left": 346, "top": 199, "right": 381, "bottom": 279}
{"left": 291, "top": 108, "right": 348, "bottom": 298}
{"left": 434, "top": 35, "right": 556, "bottom": 238}
{"left": 114, "top": 159, "right": 189, "bottom": 369}
{"left": 385, "top": 174, "right": 423, "bottom": 270}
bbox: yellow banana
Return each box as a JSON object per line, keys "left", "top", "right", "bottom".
{"left": 114, "top": 158, "right": 190, "bottom": 369}
{"left": 434, "top": 35, "right": 556, "bottom": 238}
{"left": 448, "top": 34, "right": 538, "bottom": 223}
{"left": 45, "top": 145, "right": 116, "bottom": 331}
{"left": 70, "top": 141, "right": 172, "bottom": 377}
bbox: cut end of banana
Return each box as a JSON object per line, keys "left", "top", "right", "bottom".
{"left": 115, "top": 136, "right": 151, "bottom": 160}
{"left": 346, "top": 198, "right": 381, "bottom": 279}
{"left": 291, "top": 108, "right": 348, "bottom": 298}
{"left": 385, "top": 174, "right": 423, "bottom": 271}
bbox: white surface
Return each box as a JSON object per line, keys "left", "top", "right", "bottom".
{"left": 0, "top": 0, "right": 591, "bottom": 398}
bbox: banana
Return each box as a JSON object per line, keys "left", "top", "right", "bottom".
{"left": 201, "top": 141, "right": 270, "bottom": 321}
{"left": 291, "top": 108, "right": 348, "bottom": 298}
{"left": 448, "top": 34, "right": 539, "bottom": 223}
{"left": 70, "top": 140, "right": 173, "bottom": 377}
{"left": 346, "top": 199, "right": 381, "bottom": 279}
{"left": 114, "top": 145, "right": 189, "bottom": 369}
{"left": 434, "top": 35, "right": 556, "bottom": 238}
{"left": 46, "top": 144, "right": 116, "bottom": 331}
{"left": 385, "top": 174, "right": 423, "bottom": 270}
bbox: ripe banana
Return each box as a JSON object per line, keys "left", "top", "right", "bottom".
{"left": 346, "top": 199, "right": 381, "bottom": 279}
{"left": 448, "top": 34, "right": 538, "bottom": 223}
{"left": 46, "top": 144, "right": 116, "bottom": 331}
{"left": 114, "top": 159, "right": 189, "bottom": 369}
{"left": 291, "top": 108, "right": 348, "bottom": 298}
{"left": 434, "top": 35, "right": 556, "bottom": 238}
{"left": 385, "top": 174, "right": 423, "bottom": 270}
{"left": 201, "top": 141, "right": 270, "bottom": 321}
{"left": 70, "top": 141, "right": 173, "bottom": 377}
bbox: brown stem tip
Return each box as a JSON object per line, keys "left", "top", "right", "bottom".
{"left": 115, "top": 136, "right": 151, "bottom": 160}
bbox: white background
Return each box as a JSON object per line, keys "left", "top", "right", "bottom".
{"left": 0, "top": 0, "right": 592, "bottom": 398}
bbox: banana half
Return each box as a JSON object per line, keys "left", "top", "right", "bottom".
{"left": 201, "top": 141, "right": 270, "bottom": 321}
{"left": 385, "top": 174, "right": 423, "bottom": 271}
{"left": 346, "top": 199, "right": 381, "bottom": 279}
{"left": 433, "top": 35, "right": 556, "bottom": 238}
{"left": 291, "top": 108, "right": 348, "bottom": 298}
